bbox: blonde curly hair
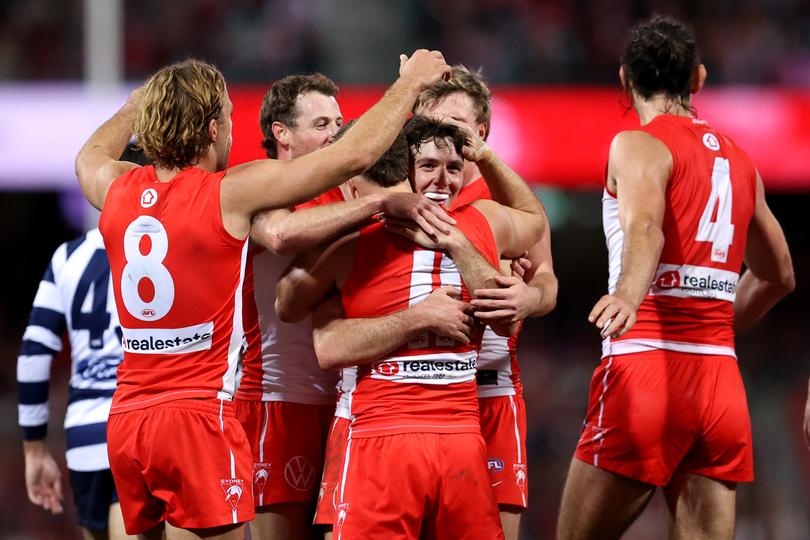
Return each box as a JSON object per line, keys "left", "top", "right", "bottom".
{"left": 134, "top": 59, "right": 226, "bottom": 170}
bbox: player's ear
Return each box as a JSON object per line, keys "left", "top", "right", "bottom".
{"left": 691, "top": 64, "right": 707, "bottom": 94}
{"left": 477, "top": 122, "right": 487, "bottom": 141}
{"left": 272, "top": 121, "right": 289, "bottom": 146}
{"left": 619, "top": 65, "right": 629, "bottom": 91}
{"left": 208, "top": 118, "right": 218, "bottom": 143}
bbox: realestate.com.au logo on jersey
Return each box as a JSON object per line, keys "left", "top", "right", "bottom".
{"left": 651, "top": 264, "right": 738, "bottom": 302}
{"left": 120, "top": 322, "right": 214, "bottom": 354}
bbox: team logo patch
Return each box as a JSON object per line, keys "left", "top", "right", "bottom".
{"left": 487, "top": 457, "right": 504, "bottom": 473}
{"left": 702, "top": 133, "right": 720, "bottom": 151}
{"left": 220, "top": 478, "right": 245, "bottom": 511}
{"left": 655, "top": 270, "right": 680, "bottom": 289}
{"left": 374, "top": 361, "right": 400, "bottom": 376}
{"left": 514, "top": 463, "right": 527, "bottom": 498}
{"left": 140, "top": 188, "right": 158, "bottom": 208}
{"left": 284, "top": 456, "right": 316, "bottom": 492}
{"left": 253, "top": 463, "right": 271, "bottom": 495}
{"left": 336, "top": 503, "right": 350, "bottom": 539}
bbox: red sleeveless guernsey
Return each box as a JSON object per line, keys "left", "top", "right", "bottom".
{"left": 99, "top": 165, "right": 249, "bottom": 413}
{"left": 602, "top": 115, "right": 757, "bottom": 358}
{"left": 451, "top": 178, "right": 524, "bottom": 397}
{"left": 340, "top": 204, "right": 499, "bottom": 438}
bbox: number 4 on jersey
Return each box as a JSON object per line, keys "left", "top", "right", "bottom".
{"left": 71, "top": 249, "right": 112, "bottom": 349}
{"left": 696, "top": 157, "right": 735, "bottom": 263}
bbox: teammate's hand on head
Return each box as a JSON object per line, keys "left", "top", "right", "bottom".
{"left": 443, "top": 118, "right": 492, "bottom": 163}
{"left": 23, "top": 441, "right": 64, "bottom": 514}
{"left": 381, "top": 192, "right": 456, "bottom": 236}
{"left": 588, "top": 293, "right": 638, "bottom": 339}
{"left": 417, "top": 286, "right": 475, "bottom": 345}
{"left": 399, "top": 49, "right": 451, "bottom": 90}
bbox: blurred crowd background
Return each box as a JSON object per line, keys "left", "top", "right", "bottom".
{"left": 1, "top": 1, "right": 808, "bottom": 539}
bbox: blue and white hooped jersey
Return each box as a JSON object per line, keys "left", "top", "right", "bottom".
{"left": 17, "top": 229, "right": 122, "bottom": 471}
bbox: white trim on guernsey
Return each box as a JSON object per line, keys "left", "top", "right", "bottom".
{"left": 602, "top": 338, "right": 737, "bottom": 359}
{"left": 220, "top": 240, "right": 249, "bottom": 400}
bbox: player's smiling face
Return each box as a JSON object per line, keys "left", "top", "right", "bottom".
{"left": 410, "top": 137, "right": 464, "bottom": 206}
{"left": 287, "top": 91, "right": 343, "bottom": 158}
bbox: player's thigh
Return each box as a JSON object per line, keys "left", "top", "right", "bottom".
{"left": 479, "top": 395, "right": 529, "bottom": 509}
{"left": 108, "top": 502, "right": 137, "bottom": 540}
{"left": 336, "top": 434, "right": 433, "bottom": 540}
{"left": 499, "top": 508, "right": 521, "bottom": 540}
{"left": 557, "top": 457, "right": 655, "bottom": 540}
{"left": 431, "top": 433, "right": 503, "bottom": 540}
{"left": 574, "top": 353, "right": 698, "bottom": 486}
{"left": 250, "top": 502, "right": 315, "bottom": 540}
{"left": 165, "top": 522, "right": 244, "bottom": 540}
{"left": 664, "top": 473, "right": 736, "bottom": 540}
{"left": 254, "top": 402, "right": 332, "bottom": 506}
{"left": 314, "top": 417, "right": 350, "bottom": 527}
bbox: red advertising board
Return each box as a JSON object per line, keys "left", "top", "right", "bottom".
{"left": 228, "top": 86, "right": 810, "bottom": 191}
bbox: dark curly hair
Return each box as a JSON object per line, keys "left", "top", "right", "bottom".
{"left": 259, "top": 73, "right": 339, "bottom": 158}
{"left": 620, "top": 15, "right": 700, "bottom": 103}
{"left": 334, "top": 120, "right": 408, "bottom": 188}
{"left": 402, "top": 116, "right": 466, "bottom": 167}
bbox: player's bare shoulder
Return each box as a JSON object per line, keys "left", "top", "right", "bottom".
{"left": 607, "top": 129, "right": 673, "bottom": 193}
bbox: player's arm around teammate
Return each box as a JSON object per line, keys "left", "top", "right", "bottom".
{"left": 75, "top": 50, "right": 451, "bottom": 228}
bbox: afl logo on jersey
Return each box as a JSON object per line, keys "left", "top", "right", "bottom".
{"left": 140, "top": 188, "right": 158, "bottom": 208}
{"left": 702, "top": 133, "right": 720, "bottom": 151}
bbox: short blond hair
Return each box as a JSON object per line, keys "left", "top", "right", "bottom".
{"left": 413, "top": 65, "right": 492, "bottom": 139}
{"left": 134, "top": 59, "right": 226, "bottom": 170}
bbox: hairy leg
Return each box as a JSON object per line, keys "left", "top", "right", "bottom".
{"left": 250, "top": 502, "right": 316, "bottom": 540}
{"left": 498, "top": 506, "right": 522, "bottom": 540}
{"left": 664, "top": 473, "right": 736, "bottom": 540}
{"left": 557, "top": 458, "right": 655, "bottom": 540}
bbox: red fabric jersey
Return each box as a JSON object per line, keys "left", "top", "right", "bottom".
{"left": 603, "top": 115, "right": 758, "bottom": 358}
{"left": 451, "top": 177, "right": 492, "bottom": 209}
{"left": 294, "top": 186, "right": 345, "bottom": 211}
{"left": 236, "top": 242, "right": 265, "bottom": 399}
{"left": 453, "top": 178, "right": 524, "bottom": 397}
{"left": 99, "top": 166, "right": 249, "bottom": 413}
{"left": 340, "top": 205, "right": 499, "bottom": 438}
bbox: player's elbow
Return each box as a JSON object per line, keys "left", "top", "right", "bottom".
{"left": 313, "top": 335, "right": 341, "bottom": 370}
{"left": 776, "top": 265, "right": 796, "bottom": 296}
{"left": 265, "top": 228, "right": 296, "bottom": 257}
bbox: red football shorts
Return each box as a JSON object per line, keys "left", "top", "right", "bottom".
{"left": 107, "top": 398, "right": 255, "bottom": 534}
{"left": 574, "top": 350, "right": 754, "bottom": 486}
{"left": 479, "top": 394, "right": 528, "bottom": 508}
{"left": 334, "top": 432, "right": 504, "bottom": 540}
{"left": 234, "top": 399, "right": 334, "bottom": 507}
{"left": 313, "top": 415, "right": 351, "bottom": 525}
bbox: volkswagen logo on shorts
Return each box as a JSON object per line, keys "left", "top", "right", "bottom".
{"left": 284, "top": 456, "right": 316, "bottom": 492}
